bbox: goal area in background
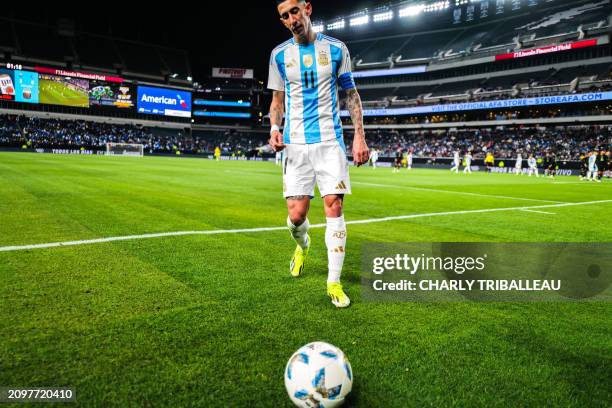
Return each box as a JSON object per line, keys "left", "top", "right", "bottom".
{"left": 105, "top": 143, "right": 144, "bottom": 156}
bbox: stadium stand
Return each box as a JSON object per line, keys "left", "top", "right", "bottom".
{"left": 0, "top": 114, "right": 269, "bottom": 156}
{"left": 2, "top": 113, "right": 608, "bottom": 164}
{"left": 0, "top": 16, "right": 192, "bottom": 83}
{"left": 346, "top": 126, "right": 611, "bottom": 160}
{"left": 347, "top": 1, "right": 610, "bottom": 65}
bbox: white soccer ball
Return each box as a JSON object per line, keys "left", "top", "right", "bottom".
{"left": 284, "top": 341, "right": 353, "bottom": 407}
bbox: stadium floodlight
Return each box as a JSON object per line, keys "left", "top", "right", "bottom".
{"left": 187, "top": 76, "right": 193, "bottom": 81}
{"left": 373, "top": 11, "right": 394, "bottom": 22}
{"left": 350, "top": 15, "right": 370, "bottom": 27}
{"left": 327, "top": 19, "right": 345, "bottom": 30}
{"left": 424, "top": 1, "right": 450, "bottom": 12}
{"left": 312, "top": 23, "right": 324, "bottom": 33}
{"left": 399, "top": 4, "right": 425, "bottom": 17}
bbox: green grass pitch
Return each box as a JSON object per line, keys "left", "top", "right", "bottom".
{"left": 39, "top": 80, "right": 89, "bottom": 107}
{"left": 0, "top": 152, "right": 611, "bottom": 407}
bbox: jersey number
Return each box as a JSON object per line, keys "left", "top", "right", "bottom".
{"left": 303, "top": 71, "right": 316, "bottom": 88}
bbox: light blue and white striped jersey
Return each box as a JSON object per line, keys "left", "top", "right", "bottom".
{"left": 268, "top": 33, "right": 355, "bottom": 145}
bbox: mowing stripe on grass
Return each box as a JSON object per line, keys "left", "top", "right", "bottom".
{"left": 354, "top": 181, "right": 565, "bottom": 204}
{"left": 1, "top": 199, "right": 611, "bottom": 252}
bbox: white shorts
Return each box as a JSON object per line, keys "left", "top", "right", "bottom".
{"left": 282, "top": 139, "right": 351, "bottom": 198}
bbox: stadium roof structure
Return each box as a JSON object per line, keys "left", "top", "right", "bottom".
{"left": 0, "top": 16, "right": 192, "bottom": 86}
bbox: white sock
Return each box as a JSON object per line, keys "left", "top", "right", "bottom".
{"left": 287, "top": 217, "right": 309, "bottom": 250}
{"left": 325, "top": 216, "right": 346, "bottom": 283}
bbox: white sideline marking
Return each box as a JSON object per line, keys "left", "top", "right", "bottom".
{"left": 353, "top": 181, "right": 564, "bottom": 204}
{"left": 1, "top": 199, "right": 611, "bottom": 253}
{"left": 520, "top": 209, "right": 556, "bottom": 215}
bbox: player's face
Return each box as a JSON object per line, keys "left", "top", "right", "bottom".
{"left": 277, "top": 0, "right": 312, "bottom": 38}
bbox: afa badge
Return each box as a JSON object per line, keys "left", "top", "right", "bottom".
{"left": 318, "top": 52, "right": 330, "bottom": 66}
{"left": 302, "top": 54, "right": 314, "bottom": 68}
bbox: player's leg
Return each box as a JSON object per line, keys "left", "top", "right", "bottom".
{"left": 287, "top": 196, "right": 310, "bottom": 248}
{"left": 323, "top": 194, "right": 349, "bottom": 307}
{"left": 287, "top": 196, "right": 311, "bottom": 277}
{"left": 313, "top": 140, "right": 351, "bottom": 308}
{"left": 283, "top": 144, "right": 315, "bottom": 277}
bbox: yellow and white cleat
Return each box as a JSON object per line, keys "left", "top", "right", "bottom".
{"left": 290, "top": 236, "right": 309, "bottom": 277}
{"left": 327, "top": 282, "right": 350, "bottom": 308}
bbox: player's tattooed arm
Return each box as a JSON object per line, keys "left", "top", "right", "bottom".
{"left": 269, "top": 91, "right": 285, "bottom": 127}
{"left": 345, "top": 88, "right": 369, "bottom": 166}
{"left": 345, "top": 88, "right": 364, "bottom": 137}
{"left": 269, "top": 91, "right": 286, "bottom": 151}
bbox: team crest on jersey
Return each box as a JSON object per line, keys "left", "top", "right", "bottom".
{"left": 302, "top": 54, "right": 314, "bottom": 68}
{"left": 318, "top": 51, "right": 330, "bottom": 66}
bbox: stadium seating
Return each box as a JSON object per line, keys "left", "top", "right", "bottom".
{"left": 348, "top": 126, "right": 611, "bottom": 160}
{"left": 1, "top": 17, "right": 191, "bottom": 80}
{"left": 2, "top": 113, "right": 608, "bottom": 162}
{"left": 348, "top": 1, "right": 609, "bottom": 65}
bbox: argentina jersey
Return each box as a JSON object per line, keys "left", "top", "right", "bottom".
{"left": 267, "top": 33, "right": 355, "bottom": 145}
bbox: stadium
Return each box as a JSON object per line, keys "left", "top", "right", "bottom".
{"left": 0, "top": 0, "right": 610, "bottom": 406}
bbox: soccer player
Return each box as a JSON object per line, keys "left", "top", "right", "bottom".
{"left": 597, "top": 147, "right": 607, "bottom": 182}
{"left": 547, "top": 152, "right": 557, "bottom": 179}
{"left": 393, "top": 148, "right": 402, "bottom": 173}
{"left": 514, "top": 153, "right": 523, "bottom": 175}
{"left": 370, "top": 148, "right": 379, "bottom": 169}
{"left": 406, "top": 148, "right": 413, "bottom": 170}
{"left": 587, "top": 151, "right": 599, "bottom": 182}
{"left": 527, "top": 154, "right": 539, "bottom": 177}
{"left": 268, "top": 0, "right": 369, "bottom": 308}
{"left": 450, "top": 150, "right": 460, "bottom": 173}
{"left": 463, "top": 151, "right": 472, "bottom": 174}
{"left": 214, "top": 146, "right": 221, "bottom": 161}
{"left": 579, "top": 152, "right": 588, "bottom": 180}
{"left": 484, "top": 151, "right": 494, "bottom": 173}
{"left": 275, "top": 150, "right": 283, "bottom": 166}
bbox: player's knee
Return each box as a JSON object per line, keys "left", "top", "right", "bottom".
{"left": 323, "top": 196, "right": 344, "bottom": 217}
{"left": 287, "top": 206, "right": 308, "bottom": 225}
{"left": 288, "top": 213, "right": 306, "bottom": 226}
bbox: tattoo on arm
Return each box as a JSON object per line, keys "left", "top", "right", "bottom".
{"left": 345, "top": 89, "right": 364, "bottom": 137}
{"left": 270, "top": 91, "right": 285, "bottom": 127}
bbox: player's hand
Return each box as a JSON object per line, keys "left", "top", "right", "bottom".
{"left": 269, "top": 130, "right": 286, "bottom": 152}
{"left": 352, "top": 133, "right": 369, "bottom": 166}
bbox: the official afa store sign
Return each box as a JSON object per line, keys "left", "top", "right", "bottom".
{"left": 137, "top": 86, "right": 192, "bottom": 118}
{"left": 340, "top": 92, "right": 612, "bottom": 117}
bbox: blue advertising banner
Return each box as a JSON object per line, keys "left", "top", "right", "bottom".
{"left": 194, "top": 111, "right": 251, "bottom": 118}
{"left": 194, "top": 100, "right": 251, "bottom": 107}
{"left": 137, "top": 86, "right": 192, "bottom": 118}
{"left": 340, "top": 92, "right": 612, "bottom": 117}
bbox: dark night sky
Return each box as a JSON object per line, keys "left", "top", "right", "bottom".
{"left": 1, "top": 1, "right": 382, "bottom": 81}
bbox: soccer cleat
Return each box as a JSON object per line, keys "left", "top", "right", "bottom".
{"left": 290, "top": 236, "right": 309, "bottom": 277}
{"left": 327, "top": 282, "right": 350, "bottom": 308}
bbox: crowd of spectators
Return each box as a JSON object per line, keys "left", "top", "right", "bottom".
{"left": 348, "top": 127, "right": 611, "bottom": 160}
{"left": 1, "top": 115, "right": 609, "bottom": 161}
{"left": 359, "top": 79, "right": 612, "bottom": 110}
{"left": 0, "top": 115, "right": 269, "bottom": 155}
